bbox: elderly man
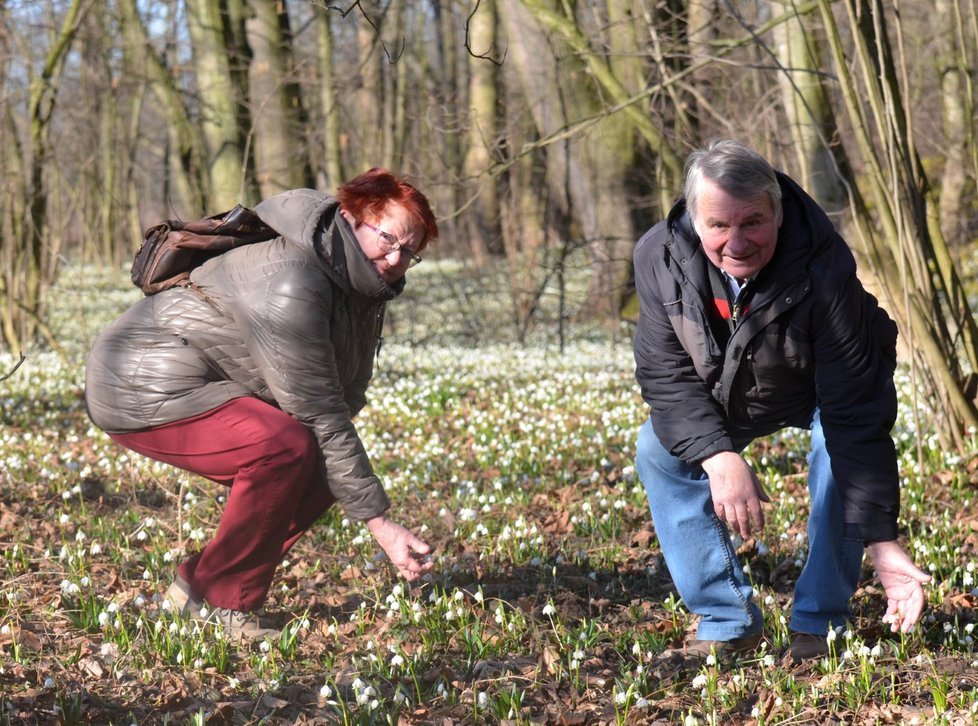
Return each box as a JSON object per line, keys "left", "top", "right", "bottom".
{"left": 632, "top": 139, "right": 929, "bottom": 662}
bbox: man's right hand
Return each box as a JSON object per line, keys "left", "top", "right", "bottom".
{"left": 701, "top": 451, "right": 771, "bottom": 538}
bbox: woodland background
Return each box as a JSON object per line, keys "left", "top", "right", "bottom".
{"left": 2, "top": 0, "right": 978, "bottom": 445}
{"left": 3, "top": 1, "right": 978, "bottom": 723}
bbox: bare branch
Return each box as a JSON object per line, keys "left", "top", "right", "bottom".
{"left": 465, "top": 0, "right": 506, "bottom": 65}
{"left": 0, "top": 352, "right": 26, "bottom": 383}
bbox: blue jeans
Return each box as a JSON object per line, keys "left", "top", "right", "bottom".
{"left": 636, "top": 411, "right": 864, "bottom": 640}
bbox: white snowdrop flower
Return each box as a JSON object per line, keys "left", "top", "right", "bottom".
{"left": 98, "top": 612, "right": 110, "bottom": 627}
{"left": 44, "top": 677, "right": 55, "bottom": 688}
{"left": 107, "top": 602, "right": 119, "bottom": 613}
{"left": 134, "top": 595, "right": 145, "bottom": 608}
{"left": 390, "top": 654, "right": 404, "bottom": 667}
{"left": 632, "top": 642, "right": 641, "bottom": 655}
{"left": 90, "top": 543, "right": 102, "bottom": 555}
{"left": 59, "top": 514, "right": 70, "bottom": 525}
{"left": 692, "top": 674, "right": 709, "bottom": 688}
{"left": 615, "top": 691, "right": 628, "bottom": 705}
{"left": 635, "top": 697, "right": 650, "bottom": 709}
{"left": 474, "top": 590, "right": 484, "bottom": 604}
{"left": 542, "top": 603, "right": 556, "bottom": 616}
{"left": 826, "top": 629, "right": 836, "bottom": 642}
{"left": 319, "top": 684, "right": 333, "bottom": 698}
{"left": 136, "top": 531, "right": 147, "bottom": 542}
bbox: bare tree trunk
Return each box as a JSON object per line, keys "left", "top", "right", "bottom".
{"left": 501, "top": 0, "right": 641, "bottom": 324}
{"left": 119, "top": 0, "right": 209, "bottom": 216}
{"left": 353, "top": 0, "right": 383, "bottom": 172}
{"left": 935, "top": 0, "right": 977, "bottom": 249}
{"left": 817, "top": 0, "right": 978, "bottom": 446}
{"left": 186, "top": 0, "right": 251, "bottom": 207}
{"left": 0, "top": 0, "right": 89, "bottom": 355}
{"left": 315, "top": 4, "right": 344, "bottom": 189}
{"left": 247, "top": 0, "right": 313, "bottom": 196}
{"left": 770, "top": 0, "right": 847, "bottom": 215}
{"left": 461, "top": 0, "right": 501, "bottom": 263}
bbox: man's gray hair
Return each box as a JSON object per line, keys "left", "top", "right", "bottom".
{"left": 684, "top": 139, "right": 782, "bottom": 224}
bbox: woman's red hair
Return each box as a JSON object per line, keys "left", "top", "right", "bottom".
{"left": 337, "top": 168, "right": 438, "bottom": 250}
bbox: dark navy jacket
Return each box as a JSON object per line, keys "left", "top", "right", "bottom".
{"left": 633, "top": 173, "right": 900, "bottom": 542}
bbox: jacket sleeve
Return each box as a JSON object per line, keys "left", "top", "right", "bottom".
{"left": 632, "top": 229, "right": 733, "bottom": 465}
{"left": 811, "top": 255, "right": 900, "bottom": 542}
{"left": 233, "top": 264, "right": 390, "bottom": 521}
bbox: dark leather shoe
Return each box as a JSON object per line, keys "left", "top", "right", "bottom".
{"left": 787, "top": 632, "right": 829, "bottom": 663}
{"left": 669, "top": 632, "right": 763, "bottom": 659}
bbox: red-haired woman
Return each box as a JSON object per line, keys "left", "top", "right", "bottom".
{"left": 85, "top": 169, "right": 437, "bottom": 638}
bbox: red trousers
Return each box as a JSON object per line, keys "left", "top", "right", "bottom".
{"left": 110, "top": 397, "right": 335, "bottom": 611}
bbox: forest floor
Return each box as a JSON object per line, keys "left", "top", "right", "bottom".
{"left": 1, "top": 262, "right": 977, "bottom": 725}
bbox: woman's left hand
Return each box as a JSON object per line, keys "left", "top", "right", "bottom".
{"left": 366, "top": 516, "right": 434, "bottom": 581}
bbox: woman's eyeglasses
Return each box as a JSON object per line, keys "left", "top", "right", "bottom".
{"left": 361, "top": 220, "right": 423, "bottom": 268}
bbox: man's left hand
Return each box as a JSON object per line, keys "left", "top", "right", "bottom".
{"left": 866, "top": 540, "right": 931, "bottom": 633}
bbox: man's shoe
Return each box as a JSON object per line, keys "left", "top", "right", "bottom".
{"left": 195, "top": 604, "right": 281, "bottom": 641}
{"left": 660, "top": 632, "right": 763, "bottom": 661}
{"left": 787, "top": 632, "right": 829, "bottom": 663}
{"left": 164, "top": 575, "right": 203, "bottom": 616}
{"left": 685, "top": 632, "right": 763, "bottom": 658}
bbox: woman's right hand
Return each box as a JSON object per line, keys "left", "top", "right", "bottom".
{"left": 366, "top": 515, "right": 434, "bottom": 581}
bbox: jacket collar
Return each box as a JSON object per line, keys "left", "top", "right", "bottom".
{"left": 334, "top": 213, "right": 405, "bottom": 301}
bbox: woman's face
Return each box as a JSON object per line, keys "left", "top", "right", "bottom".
{"left": 344, "top": 203, "right": 423, "bottom": 284}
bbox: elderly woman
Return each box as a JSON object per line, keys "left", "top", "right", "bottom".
{"left": 85, "top": 168, "right": 437, "bottom": 638}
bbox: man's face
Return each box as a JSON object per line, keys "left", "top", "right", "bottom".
{"left": 693, "top": 179, "right": 782, "bottom": 282}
